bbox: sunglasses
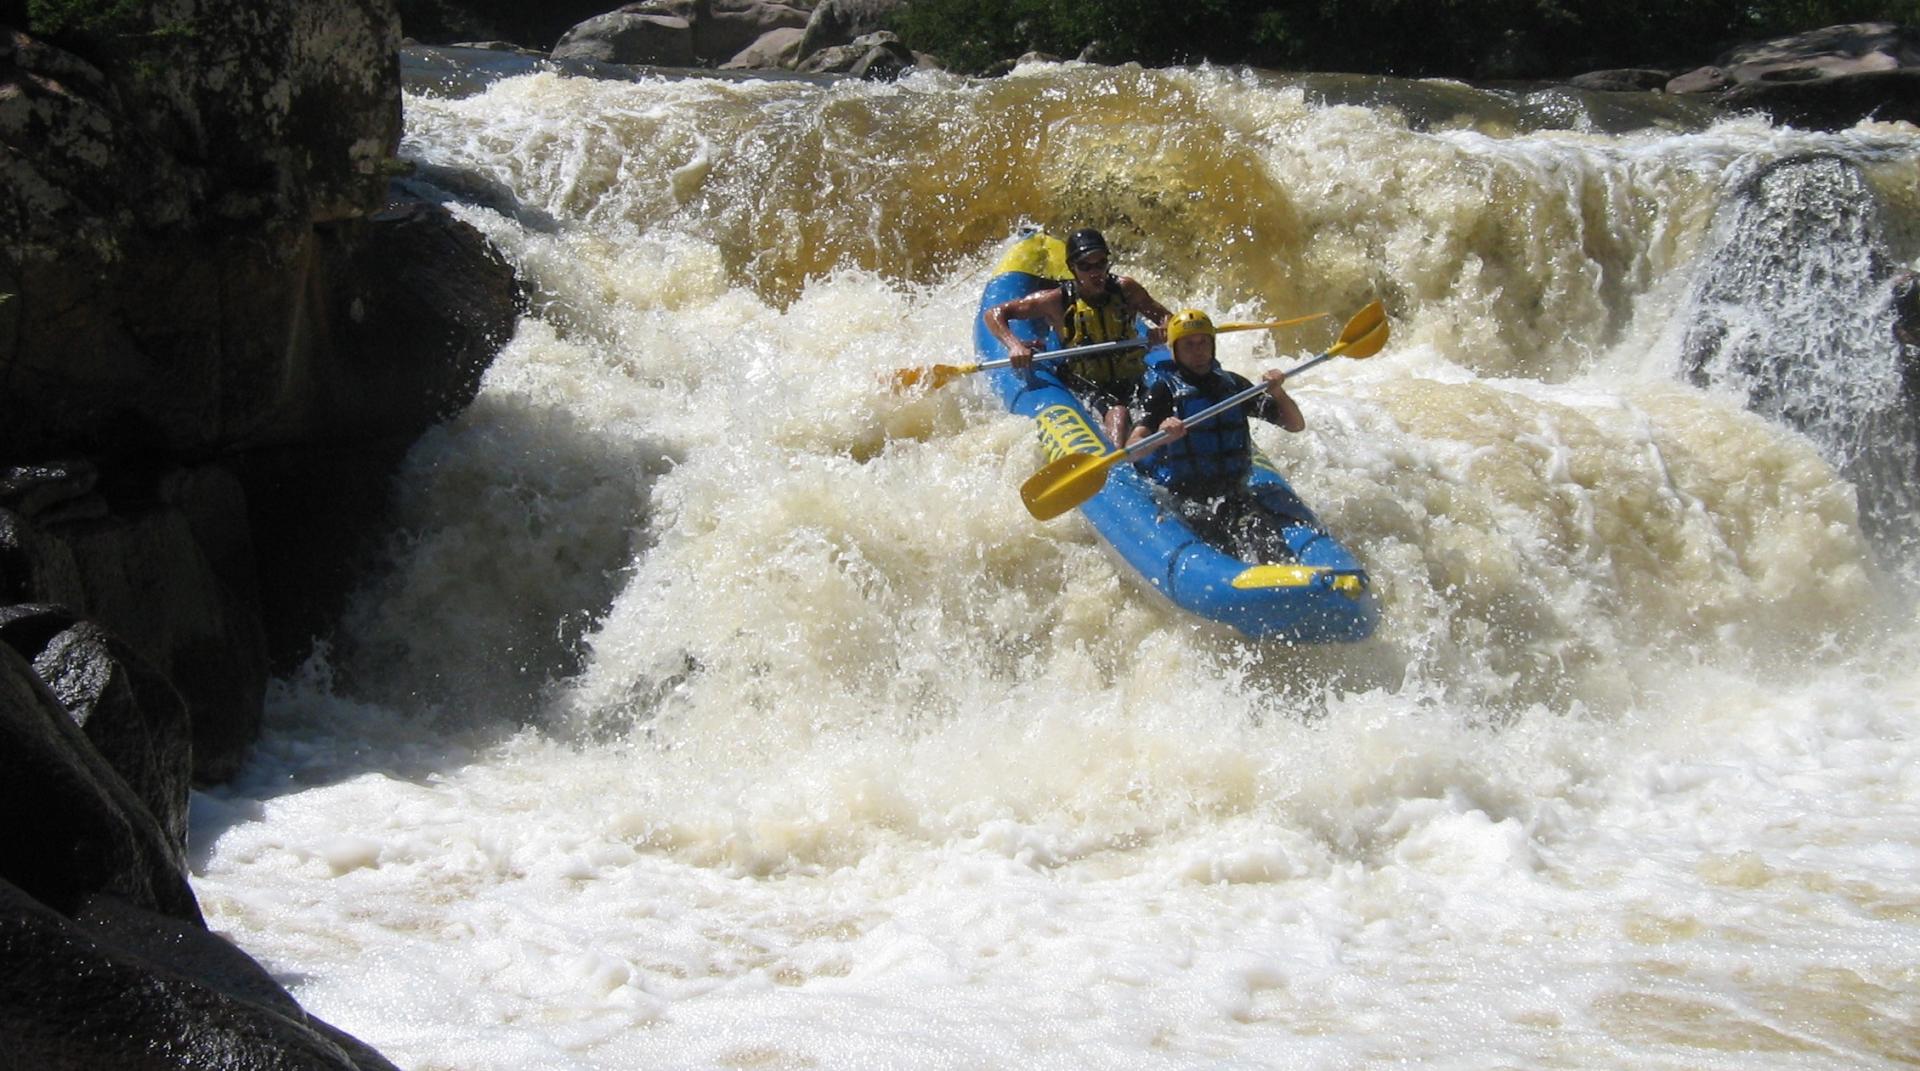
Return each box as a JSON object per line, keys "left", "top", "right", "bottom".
{"left": 1073, "top": 256, "right": 1110, "bottom": 273}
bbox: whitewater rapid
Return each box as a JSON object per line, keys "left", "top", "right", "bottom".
{"left": 189, "top": 59, "right": 1920, "bottom": 1069}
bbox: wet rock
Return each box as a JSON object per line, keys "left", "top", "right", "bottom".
{"left": 552, "top": 10, "right": 697, "bottom": 66}
{"left": 796, "top": 30, "right": 915, "bottom": 79}
{"left": 1, "top": 606, "right": 193, "bottom": 848}
{"left": 723, "top": 26, "right": 806, "bottom": 70}
{"left": 1568, "top": 68, "right": 1673, "bottom": 92}
{"left": 0, "top": 6, "right": 404, "bottom": 459}
{"left": 701, "top": 0, "right": 811, "bottom": 64}
{"left": 796, "top": 0, "right": 906, "bottom": 64}
{"left": 0, "top": 883, "right": 399, "bottom": 1071}
{"left": 1664, "top": 22, "right": 1920, "bottom": 128}
{"left": 0, "top": 642, "right": 198, "bottom": 921}
{"left": 554, "top": 1, "right": 810, "bottom": 68}
{"left": 1721, "top": 68, "right": 1920, "bottom": 130}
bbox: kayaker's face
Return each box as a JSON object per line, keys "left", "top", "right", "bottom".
{"left": 1071, "top": 254, "right": 1111, "bottom": 293}
{"left": 1173, "top": 334, "right": 1215, "bottom": 371}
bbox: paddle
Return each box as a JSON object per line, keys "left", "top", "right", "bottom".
{"left": 1019, "top": 301, "right": 1388, "bottom": 522}
{"left": 890, "top": 313, "right": 1327, "bottom": 393}
{"left": 889, "top": 338, "right": 1147, "bottom": 393}
{"left": 1217, "top": 312, "right": 1330, "bottom": 333}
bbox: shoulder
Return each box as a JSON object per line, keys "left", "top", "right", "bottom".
{"left": 1000, "top": 286, "right": 1066, "bottom": 313}
{"left": 1113, "top": 275, "right": 1150, "bottom": 299}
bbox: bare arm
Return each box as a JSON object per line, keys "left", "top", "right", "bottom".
{"left": 1256, "top": 369, "right": 1306, "bottom": 433}
{"left": 1116, "top": 277, "right": 1173, "bottom": 343}
{"left": 983, "top": 289, "right": 1066, "bottom": 370}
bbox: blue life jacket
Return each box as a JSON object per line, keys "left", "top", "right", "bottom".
{"left": 1141, "top": 361, "right": 1254, "bottom": 492}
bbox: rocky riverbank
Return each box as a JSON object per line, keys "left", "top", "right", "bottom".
{"left": 2, "top": 2, "right": 516, "bottom": 1065}
{"left": 418, "top": 2, "right": 1920, "bottom": 130}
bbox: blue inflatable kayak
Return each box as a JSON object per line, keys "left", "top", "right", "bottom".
{"left": 977, "top": 232, "right": 1378, "bottom": 642}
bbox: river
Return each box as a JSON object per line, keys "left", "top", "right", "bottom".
{"left": 188, "top": 57, "right": 1920, "bottom": 1069}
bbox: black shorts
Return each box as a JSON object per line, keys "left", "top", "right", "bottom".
{"left": 1160, "top": 482, "right": 1299, "bottom": 565}
{"left": 1062, "top": 375, "right": 1144, "bottom": 420}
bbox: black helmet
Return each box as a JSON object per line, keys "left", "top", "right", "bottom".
{"left": 1065, "top": 228, "right": 1109, "bottom": 266}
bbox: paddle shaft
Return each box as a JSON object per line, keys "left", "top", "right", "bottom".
{"left": 1119, "top": 351, "right": 1333, "bottom": 460}
{"left": 984, "top": 337, "right": 1145, "bottom": 374}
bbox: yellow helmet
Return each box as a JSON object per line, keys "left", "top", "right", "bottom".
{"left": 1166, "top": 308, "right": 1216, "bottom": 346}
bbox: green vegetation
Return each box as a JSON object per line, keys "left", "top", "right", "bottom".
{"left": 890, "top": 0, "right": 1920, "bottom": 78}
{"left": 23, "top": 0, "right": 146, "bottom": 37}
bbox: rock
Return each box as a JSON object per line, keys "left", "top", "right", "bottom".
{"left": 0, "top": 506, "right": 86, "bottom": 607}
{"left": 1, "top": 606, "right": 194, "bottom": 849}
{"left": 1669, "top": 22, "right": 1920, "bottom": 98}
{"left": 1719, "top": 21, "right": 1920, "bottom": 82}
{"left": 0, "top": 642, "right": 198, "bottom": 921}
{"left": 796, "top": 30, "right": 916, "bottom": 79}
{"left": 0, "top": 883, "right": 400, "bottom": 1070}
{"left": 796, "top": 0, "right": 906, "bottom": 65}
{"left": 1568, "top": 69, "right": 1673, "bottom": 92}
{"left": 722, "top": 26, "right": 807, "bottom": 70}
{"left": 1, "top": 4, "right": 404, "bottom": 460}
{"left": 1680, "top": 153, "right": 1918, "bottom": 539}
{"left": 553, "top": 1, "right": 809, "bottom": 68}
{"left": 1721, "top": 68, "right": 1920, "bottom": 130}
{"left": 30, "top": 468, "right": 269, "bottom": 783}
{"left": 552, "top": 11, "right": 696, "bottom": 66}
{"left": 325, "top": 199, "right": 520, "bottom": 440}
{"left": 237, "top": 193, "right": 519, "bottom": 671}
{"left": 1667, "top": 65, "right": 1732, "bottom": 93}
{"left": 701, "top": 0, "right": 811, "bottom": 65}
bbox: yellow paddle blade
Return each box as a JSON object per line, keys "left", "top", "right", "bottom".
{"left": 1327, "top": 300, "right": 1387, "bottom": 359}
{"left": 1216, "top": 312, "right": 1330, "bottom": 333}
{"left": 1020, "top": 448, "right": 1126, "bottom": 521}
{"left": 889, "top": 361, "right": 978, "bottom": 393}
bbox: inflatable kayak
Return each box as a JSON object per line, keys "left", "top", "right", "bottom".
{"left": 976, "top": 231, "right": 1378, "bottom": 642}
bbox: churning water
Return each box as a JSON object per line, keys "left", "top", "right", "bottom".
{"left": 189, "top": 58, "right": 1920, "bottom": 1069}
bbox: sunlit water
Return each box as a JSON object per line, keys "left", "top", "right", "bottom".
{"left": 189, "top": 60, "right": 1920, "bottom": 1069}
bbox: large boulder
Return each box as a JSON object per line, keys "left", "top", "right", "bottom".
{"left": 796, "top": 29, "right": 915, "bottom": 79}
{"left": 244, "top": 192, "right": 520, "bottom": 669}
{"left": 551, "top": 9, "right": 696, "bottom": 66}
{"left": 553, "top": 1, "right": 810, "bottom": 67}
{"left": 2, "top": 463, "right": 269, "bottom": 782}
{"left": 702, "top": 0, "right": 811, "bottom": 63}
{"left": 0, "top": 642, "right": 198, "bottom": 921}
{"left": 1, "top": 883, "right": 400, "bottom": 1070}
{"left": 795, "top": 0, "right": 905, "bottom": 65}
{"left": 1665, "top": 23, "right": 1920, "bottom": 120}
{"left": 722, "top": 25, "right": 806, "bottom": 70}
{"left": 0, "top": 4, "right": 404, "bottom": 459}
{"left": 1720, "top": 68, "right": 1920, "bottom": 129}
{"left": 0, "top": 605, "right": 194, "bottom": 848}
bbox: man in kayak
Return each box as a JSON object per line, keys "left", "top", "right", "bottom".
{"left": 1126, "top": 308, "right": 1305, "bottom": 563}
{"left": 982, "top": 228, "right": 1172, "bottom": 446}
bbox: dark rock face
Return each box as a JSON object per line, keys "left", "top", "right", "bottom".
{"left": 553, "top": 9, "right": 696, "bottom": 66}
{"left": 1, "top": 5, "right": 404, "bottom": 459}
{"left": 1, "top": 604, "right": 195, "bottom": 847}
{"left": 1, "top": 883, "right": 402, "bottom": 1071}
{"left": 794, "top": 0, "right": 903, "bottom": 63}
{"left": 0, "top": 640, "right": 199, "bottom": 921}
{"left": 1664, "top": 22, "right": 1920, "bottom": 130}
{"left": 1, "top": 615, "right": 401, "bottom": 1069}
{"left": 1721, "top": 68, "right": 1920, "bottom": 129}
{"left": 2, "top": 4, "right": 518, "bottom": 1067}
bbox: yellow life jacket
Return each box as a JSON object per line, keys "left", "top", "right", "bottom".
{"left": 1059, "top": 278, "right": 1146, "bottom": 384}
